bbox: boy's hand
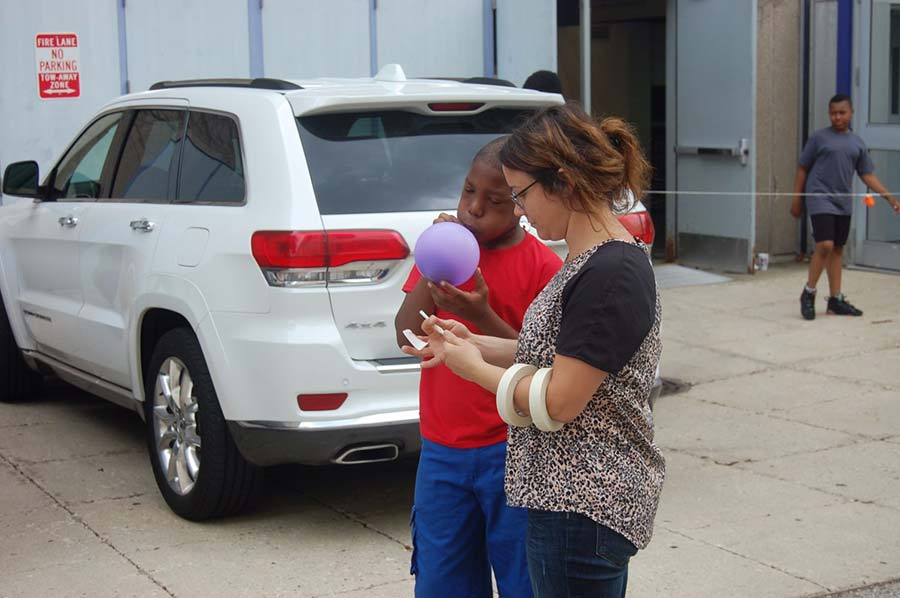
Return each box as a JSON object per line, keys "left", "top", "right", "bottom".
{"left": 790, "top": 196, "right": 803, "bottom": 219}
{"left": 433, "top": 213, "right": 460, "bottom": 225}
{"left": 428, "top": 269, "right": 490, "bottom": 322}
{"left": 890, "top": 198, "right": 900, "bottom": 214}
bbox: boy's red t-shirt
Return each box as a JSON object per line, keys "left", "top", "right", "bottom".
{"left": 402, "top": 232, "right": 562, "bottom": 448}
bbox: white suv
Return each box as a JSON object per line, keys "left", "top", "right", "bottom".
{"left": 0, "top": 66, "right": 656, "bottom": 520}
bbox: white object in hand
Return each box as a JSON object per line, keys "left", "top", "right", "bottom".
{"left": 418, "top": 310, "right": 445, "bottom": 335}
{"left": 402, "top": 329, "right": 428, "bottom": 351}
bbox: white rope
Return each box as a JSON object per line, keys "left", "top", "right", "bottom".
{"left": 641, "top": 190, "right": 890, "bottom": 198}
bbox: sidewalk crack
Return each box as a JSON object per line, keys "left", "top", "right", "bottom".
{"left": 0, "top": 452, "right": 176, "bottom": 597}
{"left": 659, "top": 526, "right": 830, "bottom": 591}
{"left": 304, "top": 494, "right": 412, "bottom": 552}
{"left": 799, "top": 576, "right": 900, "bottom": 597}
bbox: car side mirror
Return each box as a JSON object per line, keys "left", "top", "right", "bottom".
{"left": 2, "top": 161, "right": 46, "bottom": 200}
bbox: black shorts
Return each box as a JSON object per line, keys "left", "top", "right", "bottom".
{"left": 810, "top": 214, "right": 851, "bottom": 246}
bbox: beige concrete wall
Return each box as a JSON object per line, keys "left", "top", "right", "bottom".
{"left": 756, "top": 0, "right": 802, "bottom": 258}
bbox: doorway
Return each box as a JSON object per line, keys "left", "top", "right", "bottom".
{"left": 853, "top": 0, "right": 900, "bottom": 272}
{"left": 560, "top": 1, "right": 761, "bottom": 272}
{"left": 557, "top": 0, "right": 668, "bottom": 258}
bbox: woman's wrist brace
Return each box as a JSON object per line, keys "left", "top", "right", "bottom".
{"left": 529, "top": 367, "right": 564, "bottom": 432}
{"left": 496, "top": 364, "right": 536, "bottom": 427}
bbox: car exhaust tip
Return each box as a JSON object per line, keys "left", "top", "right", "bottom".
{"left": 332, "top": 443, "right": 400, "bottom": 465}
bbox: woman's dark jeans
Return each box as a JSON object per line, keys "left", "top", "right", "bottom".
{"left": 526, "top": 509, "right": 638, "bottom": 598}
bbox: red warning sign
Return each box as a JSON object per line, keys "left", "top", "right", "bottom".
{"left": 35, "top": 33, "right": 80, "bottom": 99}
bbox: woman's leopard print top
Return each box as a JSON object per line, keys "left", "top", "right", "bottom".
{"left": 505, "top": 239, "right": 665, "bottom": 549}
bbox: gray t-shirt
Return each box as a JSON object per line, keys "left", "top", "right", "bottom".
{"left": 799, "top": 127, "right": 874, "bottom": 216}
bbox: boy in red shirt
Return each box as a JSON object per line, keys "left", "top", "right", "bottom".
{"left": 395, "top": 137, "right": 561, "bottom": 597}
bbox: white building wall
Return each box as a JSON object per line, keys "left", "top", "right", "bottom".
{"left": 496, "top": 0, "right": 557, "bottom": 87}
{"left": 263, "top": 0, "right": 372, "bottom": 79}
{"left": 1, "top": 1, "right": 121, "bottom": 177}
{"left": 376, "top": 0, "right": 484, "bottom": 78}
{"left": 1, "top": 0, "right": 557, "bottom": 200}
{"left": 125, "top": 0, "right": 250, "bottom": 93}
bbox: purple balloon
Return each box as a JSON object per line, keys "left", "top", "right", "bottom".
{"left": 414, "top": 222, "right": 480, "bottom": 286}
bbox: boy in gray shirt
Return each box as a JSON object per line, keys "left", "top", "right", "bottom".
{"left": 791, "top": 94, "right": 899, "bottom": 320}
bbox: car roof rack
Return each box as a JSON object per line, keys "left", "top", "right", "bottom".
{"left": 149, "top": 78, "right": 303, "bottom": 91}
{"left": 462, "top": 76, "right": 517, "bottom": 88}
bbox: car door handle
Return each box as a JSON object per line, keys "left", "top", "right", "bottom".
{"left": 130, "top": 219, "right": 155, "bottom": 232}
{"left": 58, "top": 216, "right": 78, "bottom": 228}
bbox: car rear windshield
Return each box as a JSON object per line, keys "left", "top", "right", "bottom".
{"left": 297, "top": 108, "right": 531, "bottom": 214}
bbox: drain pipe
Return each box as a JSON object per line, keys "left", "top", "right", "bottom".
{"left": 580, "top": 0, "right": 591, "bottom": 115}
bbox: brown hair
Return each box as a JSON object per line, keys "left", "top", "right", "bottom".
{"left": 499, "top": 102, "right": 651, "bottom": 214}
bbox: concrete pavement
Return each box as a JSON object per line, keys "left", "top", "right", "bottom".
{"left": 0, "top": 261, "right": 898, "bottom": 597}
{"left": 632, "top": 262, "right": 900, "bottom": 597}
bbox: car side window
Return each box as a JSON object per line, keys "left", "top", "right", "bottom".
{"left": 111, "top": 109, "right": 186, "bottom": 202}
{"left": 176, "top": 111, "right": 245, "bottom": 204}
{"left": 52, "top": 112, "right": 125, "bottom": 201}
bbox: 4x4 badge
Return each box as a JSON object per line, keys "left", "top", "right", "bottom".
{"left": 345, "top": 321, "right": 386, "bottom": 329}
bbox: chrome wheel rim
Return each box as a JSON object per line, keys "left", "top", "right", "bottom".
{"left": 152, "top": 357, "right": 201, "bottom": 495}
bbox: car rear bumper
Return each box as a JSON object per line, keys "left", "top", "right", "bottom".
{"left": 228, "top": 410, "right": 422, "bottom": 466}
{"left": 229, "top": 374, "right": 663, "bottom": 466}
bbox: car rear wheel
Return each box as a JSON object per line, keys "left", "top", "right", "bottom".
{"left": 145, "top": 327, "right": 261, "bottom": 520}
{"left": 0, "top": 295, "right": 43, "bottom": 403}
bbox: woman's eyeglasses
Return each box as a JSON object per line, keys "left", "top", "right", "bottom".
{"left": 510, "top": 179, "right": 540, "bottom": 209}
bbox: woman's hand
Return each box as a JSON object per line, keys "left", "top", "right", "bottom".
{"left": 423, "top": 329, "right": 485, "bottom": 381}
{"left": 401, "top": 317, "right": 473, "bottom": 367}
{"left": 399, "top": 333, "right": 436, "bottom": 361}
{"left": 409, "top": 316, "right": 514, "bottom": 396}
{"left": 423, "top": 316, "right": 472, "bottom": 340}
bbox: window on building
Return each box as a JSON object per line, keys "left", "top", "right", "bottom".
{"left": 870, "top": 1, "right": 900, "bottom": 123}
{"left": 865, "top": 150, "right": 900, "bottom": 243}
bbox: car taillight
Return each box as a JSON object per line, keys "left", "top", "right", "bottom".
{"left": 617, "top": 211, "right": 655, "bottom": 246}
{"left": 428, "top": 102, "right": 485, "bottom": 112}
{"left": 251, "top": 230, "right": 409, "bottom": 287}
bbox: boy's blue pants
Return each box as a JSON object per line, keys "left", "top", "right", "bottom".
{"left": 411, "top": 438, "right": 532, "bottom": 598}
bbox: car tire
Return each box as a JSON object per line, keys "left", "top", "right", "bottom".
{"left": 145, "top": 327, "right": 261, "bottom": 520}
{"left": 0, "top": 295, "right": 43, "bottom": 403}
